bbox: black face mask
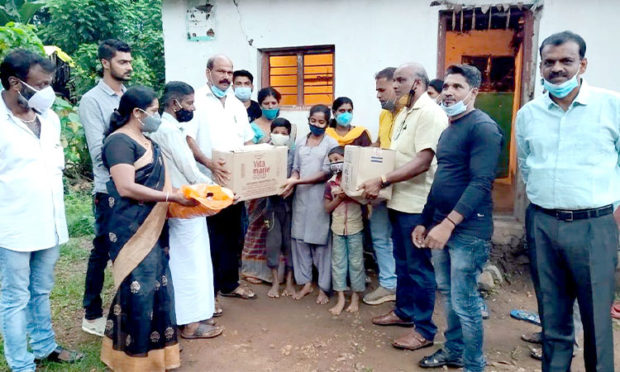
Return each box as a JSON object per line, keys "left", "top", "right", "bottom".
{"left": 173, "top": 99, "right": 194, "bottom": 122}
{"left": 176, "top": 108, "right": 194, "bottom": 123}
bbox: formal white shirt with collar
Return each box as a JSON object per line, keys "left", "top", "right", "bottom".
{"left": 0, "top": 95, "right": 68, "bottom": 252}
{"left": 185, "top": 84, "right": 254, "bottom": 176}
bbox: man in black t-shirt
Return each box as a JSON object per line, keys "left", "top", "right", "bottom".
{"left": 413, "top": 64, "right": 503, "bottom": 372}
{"left": 232, "top": 69, "right": 261, "bottom": 122}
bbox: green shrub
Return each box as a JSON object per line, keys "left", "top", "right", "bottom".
{"left": 64, "top": 191, "right": 94, "bottom": 237}
{"left": 0, "top": 21, "right": 45, "bottom": 59}
{"left": 54, "top": 97, "right": 92, "bottom": 183}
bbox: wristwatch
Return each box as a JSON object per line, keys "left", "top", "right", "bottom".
{"left": 380, "top": 175, "right": 391, "bottom": 188}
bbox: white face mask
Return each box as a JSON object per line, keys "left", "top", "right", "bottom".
{"left": 270, "top": 133, "right": 290, "bottom": 146}
{"left": 19, "top": 80, "right": 56, "bottom": 113}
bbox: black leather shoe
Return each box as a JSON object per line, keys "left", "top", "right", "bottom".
{"left": 418, "top": 349, "right": 463, "bottom": 368}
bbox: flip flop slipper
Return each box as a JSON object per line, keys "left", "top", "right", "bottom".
{"left": 181, "top": 323, "right": 223, "bottom": 339}
{"left": 220, "top": 288, "right": 257, "bottom": 300}
{"left": 510, "top": 309, "right": 541, "bottom": 326}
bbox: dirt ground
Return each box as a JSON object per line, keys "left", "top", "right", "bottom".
{"left": 176, "top": 276, "right": 620, "bottom": 372}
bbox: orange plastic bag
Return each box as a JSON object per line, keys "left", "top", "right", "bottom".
{"left": 168, "top": 184, "right": 234, "bottom": 219}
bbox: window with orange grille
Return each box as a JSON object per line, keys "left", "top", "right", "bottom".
{"left": 263, "top": 47, "right": 334, "bottom": 107}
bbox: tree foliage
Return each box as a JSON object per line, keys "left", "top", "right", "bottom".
{"left": 38, "top": 0, "right": 164, "bottom": 99}
{"left": 0, "top": 21, "right": 44, "bottom": 60}
{"left": 0, "top": 0, "right": 46, "bottom": 25}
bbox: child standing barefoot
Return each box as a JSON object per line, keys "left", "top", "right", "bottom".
{"left": 281, "top": 105, "right": 338, "bottom": 305}
{"left": 265, "top": 118, "right": 296, "bottom": 298}
{"left": 324, "top": 147, "right": 366, "bottom": 315}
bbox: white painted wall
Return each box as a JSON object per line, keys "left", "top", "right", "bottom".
{"left": 534, "top": 0, "right": 620, "bottom": 96}
{"left": 162, "top": 0, "right": 620, "bottom": 140}
{"left": 162, "top": 0, "right": 440, "bottom": 139}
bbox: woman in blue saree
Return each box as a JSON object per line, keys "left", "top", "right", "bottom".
{"left": 99, "top": 86, "right": 194, "bottom": 371}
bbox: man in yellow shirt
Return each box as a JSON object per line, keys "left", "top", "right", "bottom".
{"left": 361, "top": 62, "right": 448, "bottom": 352}
{"left": 363, "top": 67, "right": 400, "bottom": 306}
{"left": 374, "top": 67, "right": 398, "bottom": 149}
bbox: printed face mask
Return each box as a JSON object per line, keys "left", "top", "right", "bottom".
{"left": 329, "top": 161, "right": 344, "bottom": 174}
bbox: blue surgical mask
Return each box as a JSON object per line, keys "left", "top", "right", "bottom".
{"left": 262, "top": 108, "right": 279, "bottom": 120}
{"left": 441, "top": 90, "right": 472, "bottom": 117}
{"left": 208, "top": 70, "right": 230, "bottom": 98}
{"left": 335, "top": 112, "right": 353, "bottom": 127}
{"left": 210, "top": 83, "right": 229, "bottom": 98}
{"left": 309, "top": 123, "right": 325, "bottom": 136}
{"left": 235, "top": 87, "right": 252, "bottom": 101}
{"left": 543, "top": 73, "right": 579, "bottom": 99}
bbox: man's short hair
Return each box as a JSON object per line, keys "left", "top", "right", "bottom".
{"left": 0, "top": 49, "right": 55, "bottom": 90}
{"left": 161, "top": 81, "right": 194, "bottom": 108}
{"left": 445, "top": 64, "right": 482, "bottom": 89}
{"left": 539, "top": 31, "right": 586, "bottom": 59}
{"left": 375, "top": 67, "right": 396, "bottom": 81}
{"left": 233, "top": 69, "right": 253, "bottom": 83}
{"left": 98, "top": 39, "right": 131, "bottom": 61}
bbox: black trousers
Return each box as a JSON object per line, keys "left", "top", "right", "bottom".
{"left": 526, "top": 205, "right": 618, "bottom": 372}
{"left": 207, "top": 203, "right": 244, "bottom": 294}
{"left": 83, "top": 193, "right": 111, "bottom": 320}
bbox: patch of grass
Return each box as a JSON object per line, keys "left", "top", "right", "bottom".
{"left": 0, "top": 237, "right": 112, "bottom": 371}
{"left": 64, "top": 191, "right": 95, "bottom": 237}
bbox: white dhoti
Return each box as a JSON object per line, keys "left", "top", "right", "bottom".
{"left": 168, "top": 217, "right": 215, "bottom": 325}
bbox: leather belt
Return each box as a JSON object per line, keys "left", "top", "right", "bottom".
{"left": 532, "top": 204, "right": 613, "bottom": 222}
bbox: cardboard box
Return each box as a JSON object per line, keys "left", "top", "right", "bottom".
{"left": 212, "top": 144, "right": 288, "bottom": 201}
{"left": 342, "top": 145, "right": 395, "bottom": 203}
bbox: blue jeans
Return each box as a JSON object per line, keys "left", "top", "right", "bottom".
{"left": 389, "top": 210, "right": 437, "bottom": 341}
{"left": 432, "top": 232, "right": 490, "bottom": 372}
{"left": 369, "top": 202, "right": 396, "bottom": 290}
{"left": 0, "top": 246, "right": 59, "bottom": 372}
{"left": 332, "top": 232, "right": 365, "bottom": 292}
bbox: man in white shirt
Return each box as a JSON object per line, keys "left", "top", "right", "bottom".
{"left": 148, "top": 81, "right": 223, "bottom": 339}
{"left": 187, "top": 54, "right": 257, "bottom": 304}
{"left": 0, "top": 49, "right": 82, "bottom": 371}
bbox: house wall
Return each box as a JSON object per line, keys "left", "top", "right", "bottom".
{"left": 534, "top": 0, "right": 620, "bottom": 96}
{"left": 162, "top": 0, "right": 441, "bottom": 138}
